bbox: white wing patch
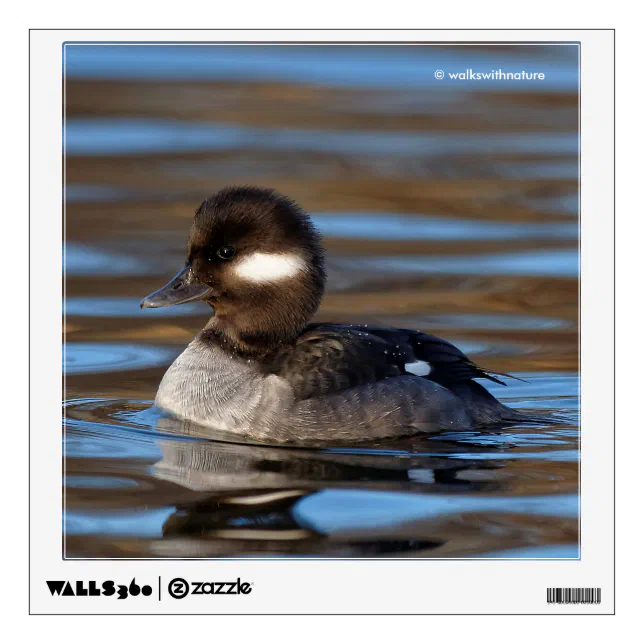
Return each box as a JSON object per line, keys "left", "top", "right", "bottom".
{"left": 234, "top": 252, "right": 306, "bottom": 282}
{"left": 405, "top": 360, "right": 432, "bottom": 376}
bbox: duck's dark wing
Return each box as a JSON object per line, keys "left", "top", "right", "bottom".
{"left": 267, "top": 323, "right": 510, "bottom": 401}
{"left": 257, "top": 323, "right": 526, "bottom": 439}
{"left": 361, "top": 325, "right": 511, "bottom": 388}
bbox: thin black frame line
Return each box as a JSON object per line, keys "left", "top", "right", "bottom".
{"left": 65, "top": 552, "right": 581, "bottom": 559}
{"left": 31, "top": 612, "right": 615, "bottom": 617}
{"left": 27, "top": 28, "right": 31, "bottom": 617}
{"left": 577, "top": 40, "right": 583, "bottom": 561}
{"left": 60, "top": 41, "right": 582, "bottom": 45}
{"left": 60, "top": 39, "right": 583, "bottom": 564}
{"left": 612, "top": 30, "right": 616, "bottom": 613}
{"left": 31, "top": 28, "right": 616, "bottom": 31}
{"left": 62, "top": 41, "right": 581, "bottom": 561}
{"left": 26, "top": 31, "right": 614, "bottom": 616}
{"left": 62, "top": 38, "right": 67, "bottom": 561}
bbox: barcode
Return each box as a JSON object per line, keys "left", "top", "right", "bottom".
{"left": 547, "top": 588, "right": 601, "bottom": 604}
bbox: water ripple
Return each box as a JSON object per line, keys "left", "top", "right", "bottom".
{"left": 65, "top": 343, "right": 178, "bottom": 375}
{"left": 65, "top": 118, "right": 579, "bottom": 157}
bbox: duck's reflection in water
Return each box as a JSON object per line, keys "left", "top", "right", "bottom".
{"left": 159, "top": 488, "right": 446, "bottom": 557}
{"left": 148, "top": 416, "right": 510, "bottom": 557}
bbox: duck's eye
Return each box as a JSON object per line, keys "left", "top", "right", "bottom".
{"left": 216, "top": 246, "right": 236, "bottom": 260}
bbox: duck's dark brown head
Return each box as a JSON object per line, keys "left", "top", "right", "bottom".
{"left": 141, "top": 186, "right": 326, "bottom": 353}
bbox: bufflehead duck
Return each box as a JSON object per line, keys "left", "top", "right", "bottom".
{"left": 141, "top": 186, "right": 525, "bottom": 443}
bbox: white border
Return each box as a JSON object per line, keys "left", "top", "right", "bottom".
{"left": 30, "top": 29, "right": 614, "bottom": 615}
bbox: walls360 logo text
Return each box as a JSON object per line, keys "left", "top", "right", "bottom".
{"left": 46, "top": 578, "right": 153, "bottom": 599}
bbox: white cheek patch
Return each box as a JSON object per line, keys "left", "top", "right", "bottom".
{"left": 405, "top": 360, "right": 432, "bottom": 376}
{"left": 234, "top": 252, "right": 306, "bottom": 282}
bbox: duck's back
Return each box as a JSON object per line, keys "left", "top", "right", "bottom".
{"left": 261, "top": 323, "right": 523, "bottom": 441}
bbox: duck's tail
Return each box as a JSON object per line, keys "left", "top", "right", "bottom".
{"left": 447, "top": 380, "right": 555, "bottom": 427}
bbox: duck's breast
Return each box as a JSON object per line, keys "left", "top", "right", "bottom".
{"left": 154, "top": 340, "right": 274, "bottom": 432}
